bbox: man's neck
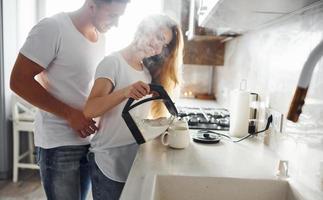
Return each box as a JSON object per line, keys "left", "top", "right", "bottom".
{"left": 69, "top": 10, "right": 98, "bottom": 42}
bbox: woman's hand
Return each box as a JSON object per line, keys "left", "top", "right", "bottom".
{"left": 124, "top": 81, "right": 150, "bottom": 100}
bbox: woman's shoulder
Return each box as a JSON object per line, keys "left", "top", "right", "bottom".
{"left": 99, "top": 52, "right": 122, "bottom": 66}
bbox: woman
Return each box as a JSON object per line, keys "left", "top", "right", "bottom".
{"left": 83, "top": 14, "right": 183, "bottom": 200}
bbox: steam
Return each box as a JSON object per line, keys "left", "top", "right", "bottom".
{"left": 133, "top": 15, "right": 176, "bottom": 70}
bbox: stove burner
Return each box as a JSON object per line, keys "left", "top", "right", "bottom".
{"left": 177, "top": 106, "right": 230, "bottom": 131}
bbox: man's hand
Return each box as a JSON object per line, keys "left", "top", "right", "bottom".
{"left": 66, "top": 108, "right": 98, "bottom": 138}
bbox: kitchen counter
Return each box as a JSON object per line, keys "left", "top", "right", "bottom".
{"left": 120, "top": 130, "right": 323, "bottom": 200}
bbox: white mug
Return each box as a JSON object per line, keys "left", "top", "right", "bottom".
{"left": 161, "top": 126, "right": 190, "bottom": 149}
{"left": 170, "top": 118, "right": 189, "bottom": 129}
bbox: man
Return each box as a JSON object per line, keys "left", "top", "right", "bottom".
{"left": 10, "top": 0, "right": 129, "bottom": 199}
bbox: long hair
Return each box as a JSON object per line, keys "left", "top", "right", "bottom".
{"left": 138, "top": 15, "right": 184, "bottom": 118}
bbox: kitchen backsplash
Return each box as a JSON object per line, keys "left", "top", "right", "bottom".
{"left": 180, "top": 64, "right": 215, "bottom": 98}
{"left": 213, "top": 3, "right": 323, "bottom": 193}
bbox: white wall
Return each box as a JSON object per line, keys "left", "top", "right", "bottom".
{"left": 213, "top": 3, "right": 323, "bottom": 193}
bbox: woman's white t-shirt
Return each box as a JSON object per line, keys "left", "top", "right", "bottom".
{"left": 90, "top": 52, "right": 152, "bottom": 182}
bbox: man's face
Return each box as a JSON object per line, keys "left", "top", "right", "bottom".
{"left": 92, "top": 1, "right": 127, "bottom": 33}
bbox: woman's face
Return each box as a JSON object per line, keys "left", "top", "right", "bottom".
{"left": 136, "top": 26, "right": 173, "bottom": 58}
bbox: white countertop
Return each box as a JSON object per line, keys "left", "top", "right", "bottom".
{"left": 119, "top": 98, "right": 323, "bottom": 200}
{"left": 120, "top": 129, "right": 323, "bottom": 200}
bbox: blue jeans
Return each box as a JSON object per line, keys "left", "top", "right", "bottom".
{"left": 36, "top": 145, "right": 91, "bottom": 200}
{"left": 89, "top": 152, "right": 125, "bottom": 200}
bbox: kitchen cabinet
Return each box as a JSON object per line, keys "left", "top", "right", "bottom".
{"left": 197, "top": 0, "right": 220, "bottom": 26}
{"left": 198, "top": 0, "right": 319, "bottom": 35}
{"left": 181, "top": 0, "right": 225, "bottom": 65}
{"left": 186, "top": 0, "right": 227, "bottom": 41}
{"left": 183, "top": 40, "right": 224, "bottom": 65}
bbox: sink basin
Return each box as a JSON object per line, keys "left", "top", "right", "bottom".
{"left": 152, "top": 175, "right": 300, "bottom": 200}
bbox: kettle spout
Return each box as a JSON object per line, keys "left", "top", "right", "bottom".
{"left": 287, "top": 40, "right": 323, "bottom": 122}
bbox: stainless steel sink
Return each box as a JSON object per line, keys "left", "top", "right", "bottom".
{"left": 152, "top": 175, "right": 300, "bottom": 200}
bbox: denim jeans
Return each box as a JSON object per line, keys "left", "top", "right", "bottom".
{"left": 36, "top": 145, "right": 91, "bottom": 200}
{"left": 88, "top": 152, "right": 125, "bottom": 200}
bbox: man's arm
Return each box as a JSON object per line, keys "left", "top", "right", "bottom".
{"left": 10, "top": 53, "right": 97, "bottom": 137}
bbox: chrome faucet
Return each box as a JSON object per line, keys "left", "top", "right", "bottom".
{"left": 287, "top": 39, "right": 323, "bottom": 122}
{"left": 277, "top": 160, "right": 289, "bottom": 178}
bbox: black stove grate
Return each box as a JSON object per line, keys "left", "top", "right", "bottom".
{"left": 177, "top": 107, "right": 230, "bottom": 131}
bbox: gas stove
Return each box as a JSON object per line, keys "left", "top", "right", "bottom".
{"left": 177, "top": 106, "right": 230, "bottom": 131}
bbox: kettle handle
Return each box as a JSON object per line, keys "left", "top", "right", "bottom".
{"left": 122, "top": 83, "right": 162, "bottom": 112}
{"left": 123, "top": 83, "right": 177, "bottom": 114}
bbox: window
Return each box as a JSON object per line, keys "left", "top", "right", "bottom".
{"left": 103, "top": 0, "right": 162, "bottom": 53}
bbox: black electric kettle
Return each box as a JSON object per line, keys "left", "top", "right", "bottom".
{"left": 122, "top": 84, "right": 178, "bottom": 144}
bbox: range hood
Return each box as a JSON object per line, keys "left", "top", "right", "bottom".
{"left": 186, "top": 0, "right": 238, "bottom": 41}
{"left": 199, "top": 0, "right": 320, "bottom": 35}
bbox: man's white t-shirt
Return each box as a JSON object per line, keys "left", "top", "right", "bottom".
{"left": 20, "top": 12, "right": 105, "bottom": 148}
{"left": 90, "top": 52, "right": 152, "bottom": 182}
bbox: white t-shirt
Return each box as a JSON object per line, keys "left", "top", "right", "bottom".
{"left": 20, "top": 13, "right": 105, "bottom": 148}
{"left": 90, "top": 52, "right": 152, "bottom": 182}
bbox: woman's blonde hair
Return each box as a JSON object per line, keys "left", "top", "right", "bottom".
{"left": 138, "top": 15, "right": 184, "bottom": 118}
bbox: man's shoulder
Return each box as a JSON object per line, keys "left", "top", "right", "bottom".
{"left": 37, "top": 12, "right": 66, "bottom": 29}
{"left": 35, "top": 15, "right": 61, "bottom": 32}
{"left": 50, "top": 12, "right": 68, "bottom": 22}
